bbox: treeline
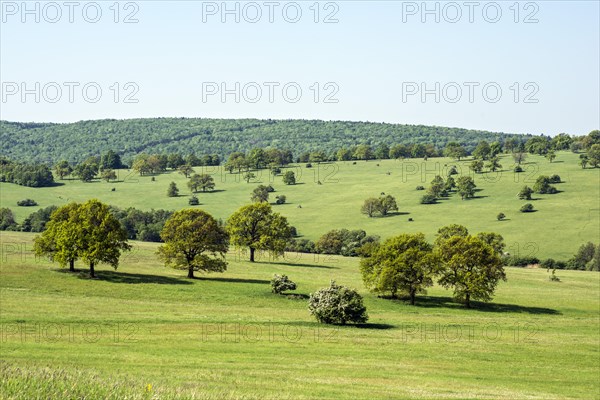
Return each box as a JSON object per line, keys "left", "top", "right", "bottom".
{"left": 0, "top": 118, "right": 532, "bottom": 164}
{"left": 0, "top": 157, "right": 54, "bottom": 187}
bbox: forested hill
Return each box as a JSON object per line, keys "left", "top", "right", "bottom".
{"left": 0, "top": 118, "right": 533, "bottom": 164}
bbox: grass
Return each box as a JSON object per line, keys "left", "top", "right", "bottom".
{"left": 1, "top": 231, "right": 599, "bottom": 399}
{"left": 2, "top": 152, "right": 599, "bottom": 261}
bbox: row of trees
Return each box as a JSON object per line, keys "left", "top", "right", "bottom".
{"left": 360, "top": 225, "right": 506, "bottom": 307}
{"left": 0, "top": 157, "right": 54, "bottom": 187}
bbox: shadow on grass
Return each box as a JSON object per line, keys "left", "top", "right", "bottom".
{"left": 416, "top": 296, "right": 559, "bottom": 314}
{"left": 194, "top": 276, "right": 270, "bottom": 284}
{"left": 91, "top": 270, "right": 193, "bottom": 285}
{"left": 355, "top": 323, "right": 395, "bottom": 330}
{"left": 281, "top": 293, "right": 310, "bottom": 300}
{"left": 272, "top": 261, "right": 339, "bottom": 269}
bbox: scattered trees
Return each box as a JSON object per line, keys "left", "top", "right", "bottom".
{"left": 283, "top": 171, "right": 296, "bottom": 185}
{"left": 226, "top": 203, "right": 292, "bottom": 262}
{"left": 308, "top": 281, "right": 368, "bottom": 325}
{"left": 361, "top": 195, "right": 398, "bottom": 217}
{"left": 517, "top": 186, "right": 533, "bottom": 200}
{"left": 158, "top": 209, "right": 228, "bottom": 279}
{"left": 167, "top": 182, "right": 179, "bottom": 197}
{"left": 436, "top": 235, "right": 506, "bottom": 308}
{"left": 360, "top": 233, "right": 435, "bottom": 304}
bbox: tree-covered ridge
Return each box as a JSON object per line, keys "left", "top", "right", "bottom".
{"left": 0, "top": 118, "right": 533, "bottom": 164}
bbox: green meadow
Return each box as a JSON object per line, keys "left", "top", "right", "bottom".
{"left": 0, "top": 231, "right": 599, "bottom": 399}
{"left": 1, "top": 151, "right": 598, "bottom": 260}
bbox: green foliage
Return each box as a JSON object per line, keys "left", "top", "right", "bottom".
{"left": 226, "top": 203, "right": 292, "bottom": 262}
{"left": 270, "top": 274, "right": 297, "bottom": 294}
{"left": 517, "top": 186, "right": 533, "bottom": 200}
{"left": 360, "top": 233, "right": 435, "bottom": 304}
{"left": 20, "top": 205, "right": 58, "bottom": 232}
{"left": 520, "top": 203, "right": 535, "bottom": 213}
{"left": 476, "top": 232, "right": 506, "bottom": 255}
{"left": 416, "top": 185, "right": 425, "bottom": 190}
{"left": 436, "top": 235, "right": 506, "bottom": 307}
{"left": 567, "top": 242, "right": 599, "bottom": 271}
{"left": 188, "top": 174, "right": 215, "bottom": 193}
{"left": 110, "top": 207, "right": 173, "bottom": 242}
{"left": 0, "top": 119, "right": 530, "bottom": 164}
{"left": 167, "top": 182, "right": 179, "bottom": 197}
{"left": 188, "top": 195, "right": 199, "bottom": 206}
{"left": 308, "top": 281, "right": 368, "bottom": 325}
{"left": 315, "top": 229, "right": 378, "bottom": 257}
{"left": 275, "top": 195, "right": 286, "bottom": 205}
{"left": 53, "top": 160, "right": 72, "bottom": 179}
{"left": 361, "top": 197, "right": 380, "bottom": 217}
{"left": 443, "top": 142, "right": 467, "bottom": 160}
{"left": 420, "top": 194, "right": 437, "bottom": 204}
{"left": 0, "top": 159, "right": 54, "bottom": 187}
{"left": 472, "top": 141, "right": 491, "bottom": 160}
{"left": 73, "top": 162, "right": 98, "bottom": 182}
{"left": 361, "top": 195, "right": 398, "bottom": 217}
{"left": 456, "top": 176, "right": 477, "bottom": 200}
{"left": 496, "top": 212, "right": 505, "bottom": 221}
{"left": 435, "top": 224, "right": 469, "bottom": 246}
{"left": 282, "top": 171, "right": 296, "bottom": 185}
{"left": 469, "top": 160, "right": 484, "bottom": 173}
{"left": 0, "top": 208, "right": 18, "bottom": 230}
{"left": 16, "top": 199, "right": 37, "bottom": 206}
{"left": 251, "top": 185, "right": 270, "bottom": 203}
{"left": 178, "top": 164, "right": 194, "bottom": 178}
{"left": 100, "top": 150, "right": 124, "bottom": 169}
{"left": 100, "top": 169, "right": 117, "bottom": 182}
{"left": 158, "top": 209, "right": 228, "bottom": 278}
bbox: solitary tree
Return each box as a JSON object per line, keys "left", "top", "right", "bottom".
{"left": 243, "top": 172, "right": 256, "bottom": 183}
{"left": 227, "top": 203, "right": 292, "bottom": 262}
{"left": 456, "top": 176, "right": 476, "bottom": 200}
{"left": 178, "top": 164, "right": 194, "bottom": 178}
{"left": 167, "top": 182, "right": 179, "bottom": 197}
{"left": 251, "top": 185, "right": 270, "bottom": 203}
{"left": 436, "top": 235, "right": 506, "bottom": 308}
{"left": 361, "top": 198, "right": 380, "bottom": 217}
{"left": 283, "top": 171, "right": 296, "bottom": 185}
{"left": 54, "top": 160, "right": 73, "bottom": 179}
{"left": 517, "top": 186, "right": 534, "bottom": 200}
{"left": 469, "top": 160, "right": 484, "bottom": 174}
{"left": 158, "top": 209, "right": 229, "bottom": 279}
{"left": 377, "top": 194, "right": 398, "bottom": 216}
{"left": 196, "top": 174, "right": 215, "bottom": 192}
{"left": 360, "top": 233, "right": 436, "bottom": 304}
{"left": 545, "top": 151, "right": 556, "bottom": 163}
{"left": 100, "top": 169, "right": 117, "bottom": 182}
{"left": 486, "top": 157, "right": 502, "bottom": 172}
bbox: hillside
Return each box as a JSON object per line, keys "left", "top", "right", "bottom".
{"left": 2, "top": 152, "right": 598, "bottom": 261}
{"left": 0, "top": 118, "right": 533, "bottom": 164}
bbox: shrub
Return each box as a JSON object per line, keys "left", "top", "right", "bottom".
{"left": 271, "top": 274, "right": 297, "bottom": 294}
{"left": 305, "top": 163, "right": 312, "bottom": 168}
{"left": 520, "top": 203, "right": 534, "bottom": 213}
{"left": 497, "top": 212, "right": 505, "bottom": 221}
{"left": 420, "top": 194, "right": 437, "bottom": 204}
{"left": 502, "top": 255, "right": 540, "bottom": 267}
{"left": 541, "top": 258, "right": 555, "bottom": 269}
{"left": 308, "top": 281, "right": 368, "bottom": 325}
{"left": 514, "top": 165, "right": 523, "bottom": 173}
{"left": 549, "top": 174, "right": 561, "bottom": 183}
{"left": 285, "top": 238, "right": 316, "bottom": 253}
{"left": 17, "top": 199, "right": 37, "bottom": 206}
{"left": 275, "top": 195, "right": 286, "bottom": 205}
{"left": 416, "top": 185, "right": 425, "bottom": 190}
{"left": 266, "top": 185, "right": 275, "bottom": 192}
{"left": 188, "top": 196, "right": 199, "bottom": 206}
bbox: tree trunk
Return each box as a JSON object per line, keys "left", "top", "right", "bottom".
{"left": 409, "top": 289, "right": 416, "bottom": 305}
{"left": 250, "top": 247, "right": 255, "bottom": 262}
{"left": 187, "top": 267, "right": 194, "bottom": 279}
{"left": 69, "top": 259, "right": 75, "bottom": 272}
{"left": 465, "top": 293, "right": 471, "bottom": 308}
{"left": 89, "top": 261, "right": 95, "bottom": 278}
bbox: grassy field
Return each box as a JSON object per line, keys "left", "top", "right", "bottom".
{"left": 0, "top": 231, "right": 599, "bottom": 399}
{"left": 2, "top": 151, "right": 599, "bottom": 260}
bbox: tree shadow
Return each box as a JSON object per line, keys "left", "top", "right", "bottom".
{"left": 416, "top": 296, "right": 559, "bottom": 314}
{"left": 272, "top": 261, "right": 339, "bottom": 269}
{"left": 385, "top": 211, "right": 410, "bottom": 216}
{"left": 355, "top": 323, "right": 395, "bottom": 330}
{"left": 47, "top": 182, "right": 66, "bottom": 187}
{"left": 194, "top": 276, "right": 270, "bottom": 284}
{"left": 88, "top": 270, "right": 193, "bottom": 285}
{"left": 203, "top": 189, "right": 226, "bottom": 193}
{"left": 281, "top": 293, "right": 310, "bottom": 300}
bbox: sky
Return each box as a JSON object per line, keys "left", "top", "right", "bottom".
{"left": 1, "top": 0, "right": 599, "bottom": 136}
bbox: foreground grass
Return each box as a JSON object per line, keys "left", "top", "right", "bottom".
{"left": 2, "top": 152, "right": 599, "bottom": 260}
{"left": 1, "top": 231, "right": 599, "bottom": 399}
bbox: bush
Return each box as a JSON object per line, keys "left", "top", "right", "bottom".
{"left": 271, "top": 274, "right": 297, "bottom": 294}
{"left": 266, "top": 185, "right": 275, "bottom": 192}
{"left": 549, "top": 174, "right": 561, "bottom": 183}
{"left": 502, "top": 255, "right": 540, "bottom": 267}
{"left": 275, "top": 195, "right": 286, "bottom": 205}
{"left": 17, "top": 199, "right": 38, "bottom": 206}
{"left": 514, "top": 165, "right": 523, "bottom": 173}
{"left": 305, "top": 163, "right": 312, "bottom": 168}
{"left": 420, "top": 194, "right": 437, "bottom": 204}
{"left": 497, "top": 212, "right": 505, "bottom": 221}
{"left": 285, "top": 238, "right": 316, "bottom": 253}
{"left": 308, "top": 281, "right": 368, "bottom": 325}
{"left": 188, "top": 195, "right": 199, "bottom": 206}
{"left": 416, "top": 185, "right": 425, "bottom": 190}
{"left": 541, "top": 258, "right": 555, "bottom": 269}
{"left": 520, "top": 203, "right": 534, "bottom": 213}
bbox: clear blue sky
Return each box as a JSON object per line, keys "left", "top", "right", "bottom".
{"left": 1, "top": 1, "right": 598, "bottom": 136}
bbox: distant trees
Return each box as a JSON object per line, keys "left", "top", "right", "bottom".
{"left": 456, "top": 176, "right": 476, "bottom": 200}
{"left": 100, "top": 169, "right": 117, "bottom": 182}
{"left": 73, "top": 162, "right": 99, "bottom": 182}
{"left": 361, "top": 195, "right": 398, "bottom": 217}
{"left": 251, "top": 185, "right": 270, "bottom": 203}
{"left": 545, "top": 151, "right": 556, "bottom": 163}
{"left": 100, "top": 150, "right": 124, "bottom": 170}
{"left": 360, "top": 233, "right": 435, "bottom": 304}
{"left": 443, "top": 142, "right": 467, "bottom": 160}
{"left": 167, "top": 182, "right": 179, "bottom": 197}
{"left": 54, "top": 160, "right": 72, "bottom": 179}
{"left": 0, "top": 208, "right": 18, "bottom": 230}
{"left": 567, "top": 242, "right": 599, "bottom": 271}
{"left": 178, "top": 164, "right": 194, "bottom": 178}
{"left": 469, "top": 160, "right": 484, "bottom": 174}
{"left": 315, "top": 229, "right": 379, "bottom": 257}
{"left": 283, "top": 171, "right": 296, "bottom": 185}
{"left": 227, "top": 203, "right": 292, "bottom": 262}
{"left": 308, "top": 281, "right": 368, "bottom": 325}
{"left": 517, "top": 186, "right": 533, "bottom": 200}
{"left": 158, "top": 209, "right": 228, "bottom": 278}
{"left": 472, "top": 141, "right": 491, "bottom": 160}
{"left": 486, "top": 157, "right": 502, "bottom": 172}
{"left": 188, "top": 174, "right": 215, "bottom": 193}
{"left": 533, "top": 176, "right": 558, "bottom": 194}
{"left": 0, "top": 159, "right": 54, "bottom": 187}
